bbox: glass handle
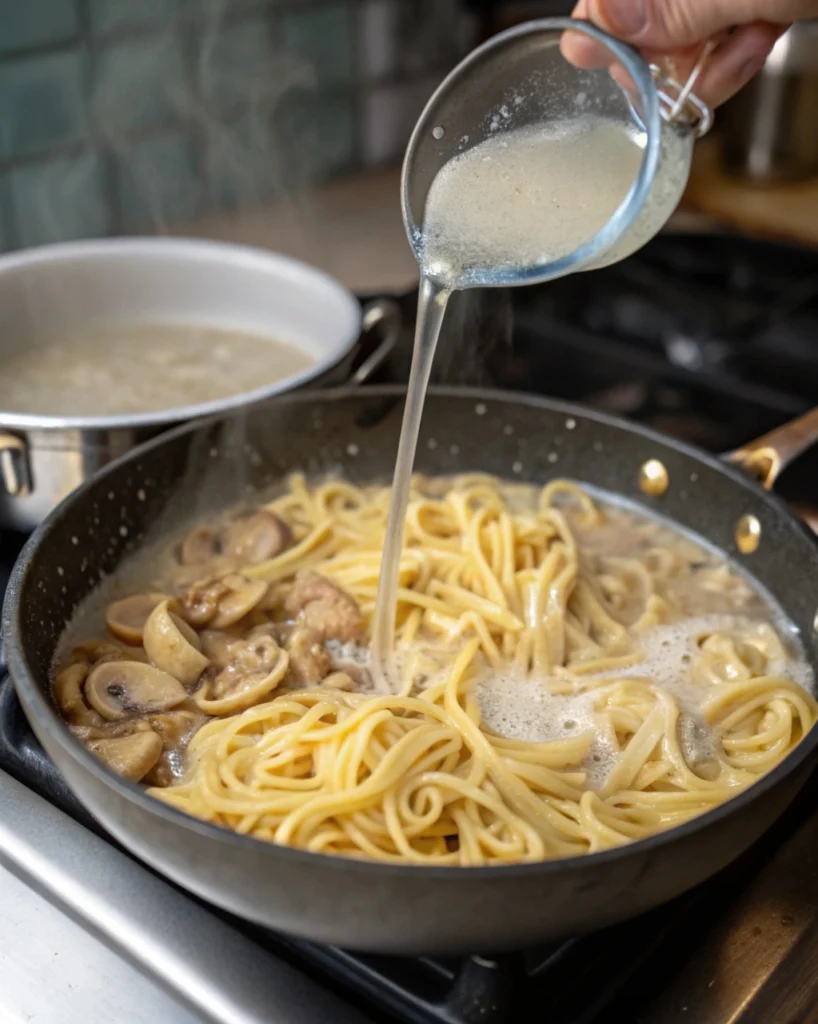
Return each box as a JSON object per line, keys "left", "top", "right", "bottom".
{"left": 651, "top": 38, "right": 716, "bottom": 138}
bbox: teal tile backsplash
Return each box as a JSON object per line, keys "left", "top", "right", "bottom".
{"left": 117, "top": 132, "right": 203, "bottom": 230}
{"left": 0, "top": 0, "right": 79, "bottom": 55}
{"left": 0, "top": 49, "right": 87, "bottom": 160}
{"left": 0, "top": 0, "right": 475, "bottom": 251}
{"left": 92, "top": 34, "right": 188, "bottom": 137}
{"left": 89, "top": 0, "right": 177, "bottom": 36}
{"left": 9, "top": 153, "right": 110, "bottom": 247}
{"left": 282, "top": 2, "right": 355, "bottom": 86}
{"left": 197, "top": 13, "right": 279, "bottom": 112}
{"left": 205, "top": 111, "right": 284, "bottom": 209}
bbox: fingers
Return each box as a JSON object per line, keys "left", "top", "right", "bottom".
{"left": 585, "top": 0, "right": 812, "bottom": 49}
{"left": 562, "top": 0, "right": 790, "bottom": 109}
{"left": 561, "top": 0, "right": 610, "bottom": 68}
{"left": 666, "top": 22, "right": 783, "bottom": 107}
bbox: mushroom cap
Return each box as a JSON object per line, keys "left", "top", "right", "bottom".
{"left": 180, "top": 525, "right": 219, "bottom": 566}
{"left": 213, "top": 575, "right": 268, "bottom": 629}
{"left": 222, "top": 510, "right": 293, "bottom": 564}
{"left": 194, "top": 643, "right": 289, "bottom": 715}
{"left": 53, "top": 662, "right": 102, "bottom": 726}
{"left": 85, "top": 660, "right": 187, "bottom": 720}
{"left": 143, "top": 599, "right": 210, "bottom": 687}
{"left": 106, "top": 593, "right": 169, "bottom": 645}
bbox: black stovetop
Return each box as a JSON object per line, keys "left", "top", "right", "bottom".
{"left": 3, "top": 231, "right": 818, "bottom": 1024}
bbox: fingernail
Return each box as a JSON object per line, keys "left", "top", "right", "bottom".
{"left": 598, "top": 0, "right": 647, "bottom": 37}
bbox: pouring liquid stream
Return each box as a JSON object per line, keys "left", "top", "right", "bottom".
{"left": 371, "top": 118, "right": 650, "bottom": 690}
{"left": 370, "top": 276, "right": 450, "bottom": 686}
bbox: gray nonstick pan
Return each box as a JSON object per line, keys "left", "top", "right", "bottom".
{"left": 4, "top": 386, "right": 818, "bottom": 955}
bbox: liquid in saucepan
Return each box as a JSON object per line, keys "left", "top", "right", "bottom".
{"left": 0, "top": 323, "right": 314, "bottom": 417}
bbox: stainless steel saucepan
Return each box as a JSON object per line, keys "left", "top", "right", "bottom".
{"left": 0, "top": 239, "right": 400, "bottom": 531}
{"left": 4, "top": 387, "right": 818, "bottom": 955}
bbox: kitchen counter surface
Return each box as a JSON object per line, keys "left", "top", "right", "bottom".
{"left": 173, "top": 168, "right": 419, "bottom": 297}
{"left": 684, "top": 139, "right": 818, "bottom": 249}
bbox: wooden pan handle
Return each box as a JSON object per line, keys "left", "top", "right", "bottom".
{"left": 727, "top": 407, "right": 818, "bottom": 490}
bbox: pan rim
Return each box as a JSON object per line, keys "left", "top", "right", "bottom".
{"left": 5, "top": 384, "right": 818, "bottom": 882}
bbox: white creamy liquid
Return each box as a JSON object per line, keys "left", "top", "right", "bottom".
{"left": 371, "top": 118, "right": 645, "bottom": 687}
{"left": 422, "top": 119, "right": 644, "bottom": 282}
{"left": 477, "top": 615, "right": 814, "bottom": 791}
{"left": 0, "top": 323, "right": 314, "bottom": 417}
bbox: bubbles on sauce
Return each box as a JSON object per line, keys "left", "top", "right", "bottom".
{"left": 477, "top": 673, "right": 618, "bottom": 790}
{"left": 477, "top": 613, "right": 814, "bottom": 791}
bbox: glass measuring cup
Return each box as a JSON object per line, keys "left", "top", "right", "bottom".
{"left": 402, "top": 18, "right": 713, "bottom": 290}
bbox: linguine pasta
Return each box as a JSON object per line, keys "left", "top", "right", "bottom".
{"left": 74, "top": 473, "right": 814, "bottom": 866}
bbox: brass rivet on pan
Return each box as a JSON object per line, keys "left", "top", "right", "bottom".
{"left": 735, "top": 514, "right": 761, "bottom": 554}
{"left": 639, "top": 459, "right": 669, "bottom": 497}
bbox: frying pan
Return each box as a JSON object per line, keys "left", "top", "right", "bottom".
{"left": 4, "top": 387, "right": 818, "bottom": 955}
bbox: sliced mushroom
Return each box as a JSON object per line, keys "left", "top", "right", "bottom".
{"left": 143, "top": 599, "right": 209, "bottom": 686}
{"left": 221, "top": 510, "right": 293, "bottom": 564}
{"left": 53, "top": 662, "right": 102, "bottom": 727}
{"left": 87, "top": 731, "right": 163, "bottom": 782}
{"left": 180, "top": 525, "right": 220, "bottom": 565}
{"left": 85, "top": 661, "right": 187, "bottom": 720}
{"left": 106, "top": 592, "right": 169, "bottom": 645}
{"left": 286, "top": 626, "right": 331, "bottom": 685}
{"left": 182, "top": 574, "right": 268, "bottom": 630}
{"left": 75, "top": 640, "right": 150, "bottom": 665}
{"left": 194, "top": 637, "right": 289, "bottom": 715}
{"left": 284, "top": 573, "right": 364, "bottom": 643}
{"left": 170, "top": 555, "right": 240, "bottom": 592}
{"left": 180, "top": 511, "right": 292, "bottom": 568}
{"left": 71, "top": 718, "right": 154, "bottom": 742}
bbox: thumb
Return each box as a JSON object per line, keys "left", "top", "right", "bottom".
{"left": 588, "top": 0, "right": 812, "bottom": 47}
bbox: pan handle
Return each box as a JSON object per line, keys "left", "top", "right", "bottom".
{"left": 727, "top": 406, "right": 818, "bottom": 490}
{"left": 349, "top": 298, "right": 402, "bottom": 386}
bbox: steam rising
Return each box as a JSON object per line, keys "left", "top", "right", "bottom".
{"left": 80, "top": 2, "right": 322, "bottom": 238}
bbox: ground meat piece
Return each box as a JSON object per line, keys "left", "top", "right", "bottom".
{"left": 181, "top": 574, "right": 267, "bottom": 629}
{"left": 202, "top": 632, "right": 282, "bottom": 700}
{"left": 225, "top": 632, "right": 281, "bottom": 678}
{"left": 284, "top": 574, "right": 364, "bottom": 644}
{"left": 183, "top": 578, "right": 232, "bottom": 627}
{"left": 286, "top": 626, "right": 331, "bottom": 685}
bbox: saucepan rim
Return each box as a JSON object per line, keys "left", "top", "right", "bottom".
{"left": 5, "top": 385, "right": 818, "bottom": 881}
{"left": 0, "top": 237, "right": 362, "bottom": 432}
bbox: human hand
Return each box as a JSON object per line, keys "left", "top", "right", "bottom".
{"left": 562, "top": 0, "right": 818, "bottom": 108}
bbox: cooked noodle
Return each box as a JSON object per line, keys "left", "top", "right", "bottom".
{"left": 127, "top": 474, "right": 817, "bottom": 865}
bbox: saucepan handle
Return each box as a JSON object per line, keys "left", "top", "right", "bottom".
{"left": 0, "top": 431, "right": 31, "bottom": 497}
{"left": 349, "top": 298, "right": 402, "bottom": 387}
{"left": 727, "top": 406, "right": 818, "bottom": 490}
